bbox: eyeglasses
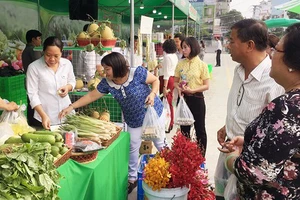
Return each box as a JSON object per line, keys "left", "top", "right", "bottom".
{"left": 270, "top": 47, "right": 285, "bottom": 57}
{"left": 237, "top": 84, "right": 244, "bottom": 106}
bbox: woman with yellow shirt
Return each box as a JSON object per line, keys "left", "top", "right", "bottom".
{"left": 174, "top": 37, "right": 210, "bottom": 156}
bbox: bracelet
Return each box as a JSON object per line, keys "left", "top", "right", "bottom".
{"left": 69, "top": 104, "right": 74, "bottom": 109}
{"left": 151, "top": 91, "right": 157, "bottom": 96}
{"left": 224, "top": 154, "right": 238, "bottom": 172}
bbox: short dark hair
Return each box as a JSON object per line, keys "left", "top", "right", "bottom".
{"left": 174, "top": 33, "right": 185, "bottom": 41}
{"left": 101, "top": 52, "right": 129, "bottom": 78}
{"left": 282, "top": 23, "right": 300, "bottom": 71}
{"left": 181, "top": 37, "right": 200, "bottom": 58}
{"left": 26, "top": 30, "right": 42, "bottom": 43}
{"left": 231, "top": 19, "right": 268, "bottom": 51}
{"left": 162, "top": 39, "right": 177, "bottom": 54}
{"left": 267, "top": 34, "right": 279, "bottom": 48}
{"left": 43, "top": 36, "right": 63, "bottom": 52}
{"left": 128, "top": 35, "right": 138, "bottom": 44}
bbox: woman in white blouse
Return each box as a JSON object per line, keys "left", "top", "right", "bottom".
{"left": 26, "top": 36, "right": 76, "bottom": 129}
{"left": 158, "top": 39, "right": 178, "bottom": 133}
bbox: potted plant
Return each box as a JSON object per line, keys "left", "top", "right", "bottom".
{"left": 142, "top": 131, "right": 215, "bottom": 200}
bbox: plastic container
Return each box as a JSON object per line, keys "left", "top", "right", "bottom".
{"left": 137, "top": 154, "right": 154, "bottom": 200}
{"left": 100, "top": 39, "right": 117, "bottom": 47}
{"left": 0, "top": 74, "right": 26, "bottom": 93}
{"left": 142, "top": 182, "right": 189, "bottom": 200}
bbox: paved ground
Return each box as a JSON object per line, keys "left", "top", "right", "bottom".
{"left": 128, "top": 52, "right": 238, "bottom": 199}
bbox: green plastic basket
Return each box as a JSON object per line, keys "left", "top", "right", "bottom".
{"left": 69, "top": 92, "right": 122, "bottom": 123}
{"left": 0, "top": 74, "right": 26, "bottom": 94}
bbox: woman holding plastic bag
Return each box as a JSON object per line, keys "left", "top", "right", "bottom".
{"left": 174, "top": 37, "right": 210, "bottom": 156}
{"left": 59, "top": 52, "right": 166, "bottom": 194}
{"left": 0, "top": 97, "right": 18, "bottom": 111}
{"left": 158, "top": 39, "right": 178, "bottom": 133}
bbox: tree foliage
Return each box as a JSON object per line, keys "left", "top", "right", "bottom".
{"left": 220, "top": 9, "right": 244, "bottom": 29}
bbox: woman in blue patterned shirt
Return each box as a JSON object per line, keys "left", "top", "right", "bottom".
{"left": 59, "top": 52, "right": 166, "bottom": 194}
{"left": 220, "top": 23, "right": 300, "bottom": 199}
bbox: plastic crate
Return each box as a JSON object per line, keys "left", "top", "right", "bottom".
{"left": 0, "top": 74, "right": 26, "bottom": 94}
{"left": 137, "top": 154, "right": 154, "bottom": 200}
{"left": 70, "top": 92, "right": 122, "bottom": 122}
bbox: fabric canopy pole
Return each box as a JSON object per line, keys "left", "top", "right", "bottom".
{"left": 130, "top": 0, "right": 134, "bottom": 68}
{"left": 172, "top": 3, "right": 175, "bottom": 38}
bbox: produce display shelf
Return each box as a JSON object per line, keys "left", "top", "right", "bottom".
{"left": 69, "top": 92, "right": 122, "bottom": 123}
{"left": 34, "top": 46, "right": 112, "bottom": 51}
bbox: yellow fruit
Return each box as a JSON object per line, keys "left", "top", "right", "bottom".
{"left": 87, "top": 77, "right": 101, "bottom": 91}
{"left": 87, "top": 23, "right": 99, "bottom": 37}
{"left": 99, "top": 111, "right": 110, "bottom": 122}
{"left": 75, "top": 79, "right": 84, "bottom": 90}
{"left": 91, "top": 111, "right": 100, "bottom": 119}
{"left": 77, "top": 31, "right": 90, "bottom": 39}
{"left": 100, "top": 25, "right": 114, "bottom": 40}
{"left": 92, "top": 33, "right": 101, "bottom": 38}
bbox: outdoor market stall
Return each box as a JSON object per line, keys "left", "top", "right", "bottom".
{"left": 57, "top": 132, "right": 130, "bottom": 200}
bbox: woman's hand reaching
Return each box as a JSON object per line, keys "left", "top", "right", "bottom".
{"left": 59, "top": 105, "right": 74, "bottom": 119}
{"left": 41, "top": 115, "right": 51, "bottom": 130}
{"left": 145, "top": 92, "right": 156, "bottom": 106}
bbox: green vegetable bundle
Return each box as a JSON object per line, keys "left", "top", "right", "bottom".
{"left": 0, "top": 142, "right": 61, "bottom": 200}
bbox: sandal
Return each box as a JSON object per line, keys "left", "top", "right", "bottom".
{"left": 128, "top": 180, "right": 137, "bottom": 194}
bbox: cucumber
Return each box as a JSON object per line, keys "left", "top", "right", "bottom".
{"left": 54, "top": 142, "right": 64, "bottom": 151}
{"left": 51, "top": 146, "right": 60, "bottom": 157}
{"left": 4, "top": 136, "right": 24, "bottom": 144}
{"left": 31, "top": 131, "right": 63, "bottom": 142}
{"left": 21, "top": 133, "right": 56, "bottom": 144}
{"left": 60, "top": 147, "right": 69, "bottom": 154}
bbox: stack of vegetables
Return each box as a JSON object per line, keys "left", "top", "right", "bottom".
{"left": 0, "top": 142, "right": 61, "bottom": 199}
{"left": 4, "top": 130, "right": 68, "bottom": 159}
{"left": 59, "top": 114, "right": 119, "bottom": 142}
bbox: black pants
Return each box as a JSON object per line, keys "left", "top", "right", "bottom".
{"left": 27, "top": 96, "right": 35, "bottom": 126}
{"left": 180, "top": 95, "right": 207, "bottom": 157}
{"left": 216, "top": 49, "right": 221, "bottom": 66}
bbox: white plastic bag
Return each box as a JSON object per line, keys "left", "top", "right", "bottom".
{"left": 224, "top": 174, "right": 238, "bottom": 200}
{"left": 141, "top": 106, "right": 164, "bottom": 140}
{"left": 0, "top": 122, "right": 14, "bottom": 145}
{"left": 0, "top": 104, "right": 35, "bottom": 135}
{"left": 174, "top": 96, "right": 194, "bottom": 126}
{"left": 162, "top": 98, "right": 171, "bottom": 132}
{"left": 214, "top": 152, "right": 231, "bottom": 197}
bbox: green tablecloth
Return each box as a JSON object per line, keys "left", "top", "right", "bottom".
{"left": 57, "top": 132, "right": 130, "bottom": 200}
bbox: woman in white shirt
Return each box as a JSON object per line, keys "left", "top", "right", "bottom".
{"left": 158, "top": 39, "right": 178, "bottom": 133}
{"left": 26, "top": 36, "right": 76, "bottom": 129}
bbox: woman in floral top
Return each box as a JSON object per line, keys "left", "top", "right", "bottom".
{"left": 220, "top": 23, "right": 300, "bottom": 199}
{"left": 59, "top": 52, "right": 166, "bottom": 194}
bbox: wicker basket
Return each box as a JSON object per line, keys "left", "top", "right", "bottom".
{"left": 54, "top": 148, "right": 72, "bottom": 167}
{"left": 70, "top": 138, "right": 101, "bottom": 164}
{"left": 101, "top": 126, "right": 122, "bottom": 147}
{"left": 70, "top": 151, "right": 98, "bottom": 164}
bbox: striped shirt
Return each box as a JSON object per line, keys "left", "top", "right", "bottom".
{"left": 226, "top": 56, "right": 284, "bottom": 139}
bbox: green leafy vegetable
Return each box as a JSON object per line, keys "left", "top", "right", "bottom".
{"left": 0, "top": 142, "right": 61, "bottom": 199}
